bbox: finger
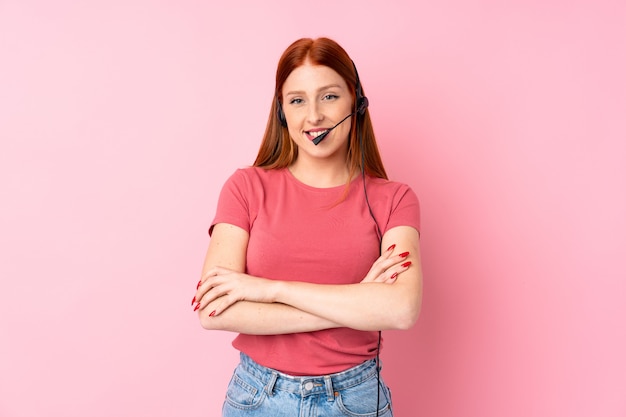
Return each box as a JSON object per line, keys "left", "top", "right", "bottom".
{"left": 193, "top": 270, "right": 218, "bottom": 304}
{"left": 361, "top": 245, "right": 401, "bottom": 283}
{"left": 205, "top": 293, "right": 239, "bottom": 317}
{"left": 381, "top": 260, "right": 413, "bottom": 284}
{"left": 377, "top": 246, "right": 396, "bottom": 263}
{"left": 194, "top": 291, "right": 219, "bottom": 312}
{"left": 368, "top": 250, "right": 397, "bottom": 277}
{"left": 193, "top": 275, "right": 231, "bottom": 311}
{"left": 201, "top": 265, "right": 233, "bottom": 282}
{"left": 198, "top": 299, "right": 221, "bottom": 318}
{"left": 377, "top": 251, "right": 410, "bottom": 272}
{"left": 193, "top": 278, "right": 215, "bottom": 307}
{"left": 368, "top": 246, "right": 395, "bottom": 271}
{"left": 366, "top": 268, "right": 396, "bottom": 284}
{"left": 195, "top": 268, "right": 234, "bottom": 300}
{"left": 199, "top": 281, "right": 233, "bottom": 310}
{"left": 191, "top": 277, "right": 206, "bottom": 307}
{"left": 379, "top": 271, "right": 398, "bottom": 284}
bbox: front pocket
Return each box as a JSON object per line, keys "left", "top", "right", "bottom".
{"left": 224, "top": 369, "right": 266, "bottom": 410}
{"left": 335, "top": 375, "right": 392, "bottom": 417}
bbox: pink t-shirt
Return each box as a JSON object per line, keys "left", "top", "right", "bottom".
{"left": 210, "top": 167, "right": 420, "bottom": 375}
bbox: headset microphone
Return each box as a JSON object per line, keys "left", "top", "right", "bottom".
{"left": 312, "top": 112, "right": 354, "bottom": 145}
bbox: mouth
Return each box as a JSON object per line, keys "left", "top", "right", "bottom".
{"left": 305, "top": 129, "right": 329, "bottom": 141}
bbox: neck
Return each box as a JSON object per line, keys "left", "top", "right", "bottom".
{"left": 288, "top": 158, "right": 352, "bottom": 188}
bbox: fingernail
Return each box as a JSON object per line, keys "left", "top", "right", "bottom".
{"left": 399, "top": 251, "right": 409, "bottom": 258}
{"left": 209, "top": 310, "right": 216, "bottom": 317}
{"left": 401, "top": 261, "right": 412, "bottom": 268}
{"left": 390, "top": 272, "right": 398, "bottom": 280}
{"left": 191, "top": 296, "right": 196, "bottom": 306}
{"left": 386, "top": 244, "right": 396, "bottom": 251}
{"left": 193, "top": 302, "right": 200, "bottom": 312}
{"left": 196, "top": 281, "right": 202, "bottom": 289}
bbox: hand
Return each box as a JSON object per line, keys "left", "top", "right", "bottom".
{"left": 360, "top": 244, "right": 412, "bottom": 284}
{"left": 191, "top": 267, "right": 276, "bottom": 316}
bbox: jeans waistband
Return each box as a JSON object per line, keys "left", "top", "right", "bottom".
{"left": 238, "top": 353, "right": 379, "bottom": 399}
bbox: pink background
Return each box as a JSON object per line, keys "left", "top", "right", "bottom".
{"left": 1, "top": 1, "right": 625, "bottom": 416}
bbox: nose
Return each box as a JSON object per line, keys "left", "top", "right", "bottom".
{"left": 307, "top": 102, "right": 323, "bottom": 124}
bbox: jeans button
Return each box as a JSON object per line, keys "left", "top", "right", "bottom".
{"left": 304, "top": 381, "right": 313, "bottom": 391}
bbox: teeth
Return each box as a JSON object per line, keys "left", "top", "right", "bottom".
{"left": 308, "top": 130, "right": 328, "bottom": 138}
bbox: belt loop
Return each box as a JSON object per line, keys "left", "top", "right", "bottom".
{"left": 265, "top": 372, "right": 278, "bottom": 396}
{"left": 324, "top": 375, "right": 334, "bottom": 402}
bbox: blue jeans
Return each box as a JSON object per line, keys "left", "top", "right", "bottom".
{"left": 222, "top": 353, "right": 393, "bottom": 417}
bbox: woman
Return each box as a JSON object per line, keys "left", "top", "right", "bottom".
{"left": 193, "top": 37, "right": 422, "bottom": 417}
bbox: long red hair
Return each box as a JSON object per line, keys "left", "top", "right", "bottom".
{"left": 253, "top": 37, "right": 388, "bottom": 181}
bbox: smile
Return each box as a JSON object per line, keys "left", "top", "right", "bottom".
{"left": 305, "top": 129, "right": 329, "bottom": 140}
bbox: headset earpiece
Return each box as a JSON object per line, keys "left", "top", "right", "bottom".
{"left": 353, "top": 61, "right": 369, "bottom": 117}
{"left": 276, "top": 99, "right": 287, "bottom": 127}
{"left": 356, "top": 95, "right": 369, "bottom": 116}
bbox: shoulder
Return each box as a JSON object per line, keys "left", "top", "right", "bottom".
{"left": 227, "top": 166, "right": 284, "bottom": 184}
{"left": 365, "top": 176, "right": 421, "bottom": 232}
{"left": 222, "top": 167, "right": 288, "bottom": 197}
{"left": 366, "top": 177, "right": 419, "bottom": 203}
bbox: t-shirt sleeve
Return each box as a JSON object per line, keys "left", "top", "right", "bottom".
{"left": 208, "top": 169, "right": 252, "bottom": 236}
{"left": 385, "top": 185, "right": 421, "bottom": 235}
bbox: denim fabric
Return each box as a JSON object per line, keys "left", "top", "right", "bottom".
{"left": 221, "top": 353, "right": 393, "bottom": 417}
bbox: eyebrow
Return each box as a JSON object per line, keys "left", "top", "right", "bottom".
{"left": 284, "top": 84, "right": 344, "bottom": 97}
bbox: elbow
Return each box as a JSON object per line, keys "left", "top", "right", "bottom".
{"left": 198, "top": 311, "right": 222, "bottom": 331}
{"left": 391, "top": 298, "right": 422, "bottom": 331}
{"left": 393, "top": 310, "right": 419, "bottom": 331}
{"left": 392, "top": 277, "right": 423, "bottom": 330}
{"left": 199, "top": 317, "right": 214, "bottom": 330}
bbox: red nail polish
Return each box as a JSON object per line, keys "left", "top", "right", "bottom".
{"left": 399, "top": 251, "right": 409, "bottom": 258}
{"left": 191, "top": 296, "right": 196, "bottom": 306}
{"left": 386, "top": 244, "right": 396, "bottom": 251}
{"left": 401, "top": 261, "right": 412, "bottom": 268}
{"left": 196, "top": 281, "right": 202, "bottom": 289}
{"left": 209, "top": 310, "right": 216, "bottom": 317}
{"left": 390, "top": 272, "right": 398, "bottom": 280}
{"left": 193, "top": 303, "right": 200, "bottom": 312}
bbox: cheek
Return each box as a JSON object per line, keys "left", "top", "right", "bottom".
{"left": 284, "top": 111, "right": 302, "bottom": 131}
{"left": 286, "top": 128, "right": 303, "bottom": 147}
{"left": 287, "top": 125, "right": 299, "bottom": 139}
{"left": 337, "top": 124, "right": 352, "bottom": 142}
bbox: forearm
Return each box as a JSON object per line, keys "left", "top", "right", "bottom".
{"left": 198, "top": 299, "right": 342, "bottom": 335}
{"left": 272, "top": 280, "right": 422, "bottom": 331}
{"left": 270, "top": 225, "right": 422, "bottom": 331}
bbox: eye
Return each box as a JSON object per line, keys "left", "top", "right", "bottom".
{"left": 322, "top": 94, "right": 339, "bottom": 101}
{"left": 289, "top": 98, "right": 303, "bottom": 105}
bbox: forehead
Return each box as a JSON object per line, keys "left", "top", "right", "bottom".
{"left": 282, "top": 63, "right": 348, "bottom": 95}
